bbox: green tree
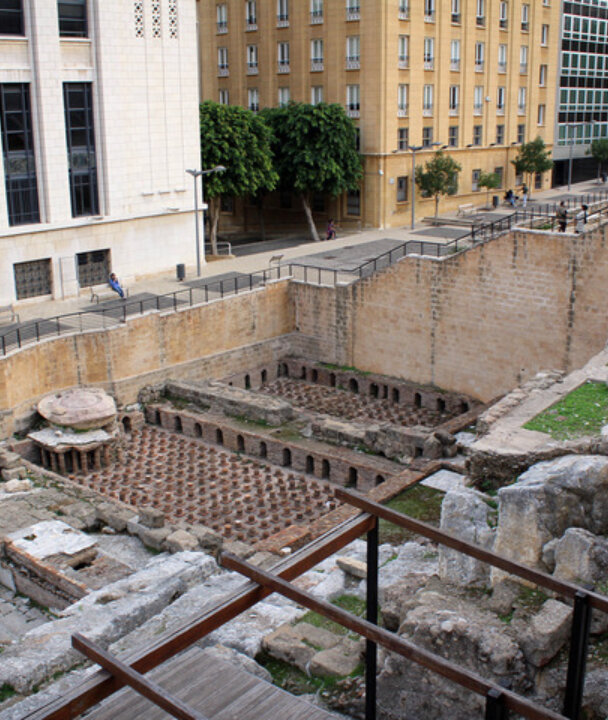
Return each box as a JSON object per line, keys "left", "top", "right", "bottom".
{"left": 415, "top": 151, "right": 462, "bottom": 217}
{"left": 511, "top": 137, "right": 553, "bottom": 196}
{"left": 199, "top": 101, "right": 278, "bottom": 253}
{"left": 262, "top": 102, "right": 362, "bottom": 242}
{"left": 588, "top": 138, "right": 608, "bottom": 182}
{"left": 478, "top": 171, "right": 501, "bottom": 209}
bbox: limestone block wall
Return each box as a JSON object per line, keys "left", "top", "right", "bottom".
{"left": 0, "top": 282, "right": 296, "bottom": 435}
{"left": 293, "top": 224, "right": 608, "bottom": 402}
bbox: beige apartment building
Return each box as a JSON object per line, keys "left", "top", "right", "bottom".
{"left": 198, "top": 0, "right": 559, "bottom": 230}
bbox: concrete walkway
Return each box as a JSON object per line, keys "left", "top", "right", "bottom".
{"left": 12, "top": 178, "right": 607, "bottom": 325}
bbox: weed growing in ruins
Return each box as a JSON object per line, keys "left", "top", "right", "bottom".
{"left": 517, "top": 586, "right": 548, "bottom": 613}
{"left": 0, "top": 684, "right": 15, "bottom": 702}
{"left": 297, "top": 595, "right": 373, "bottom": 640}
{"left": 590, "top": 632, "right": 608, "bottom": 665}
{"left": 379, "top": 485, "right": 443, "bottom": 544}
{"left": 229, "top": 414, "right": 271, "bottom": 428}
{"left": 523, "top": 380, "right": 608, "bottom": 440}
{"left": 320, "top": 363, "right": 371, "bottom": 376}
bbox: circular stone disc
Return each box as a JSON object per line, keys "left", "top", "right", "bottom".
{"left": 38, "top": 388, "right": 117, "bottom": 431}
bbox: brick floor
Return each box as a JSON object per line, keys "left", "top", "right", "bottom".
{"left": 261, "top": 378, "right": 458, "bottom": 426}
{"left": 71, "top": 426, "right": 339, "bottom": 546}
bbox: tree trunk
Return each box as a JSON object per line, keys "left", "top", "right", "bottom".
{"left": 257, "top": 197, "right": 266, "bottom": 242}
{"left": 301, "top": 194, "right": 321, "bottom": 242}
{"left": 434, "top": 194, "right": 440, "bottom": 218}
{"left": 208, "top": 196, "right": 220, "bottom": 255}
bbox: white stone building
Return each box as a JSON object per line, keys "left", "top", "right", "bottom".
{"left": 0, "top": 0, "right": 200, "bottom": 304}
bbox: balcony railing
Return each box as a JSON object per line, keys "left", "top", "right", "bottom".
{"left": 245, "top": 20, "right": 257, "bottom": 31}
{"left": 310, "top": 60, "right": 324, "bottom": 71}
{"left": 518, "top": 104, "right": 526, "bottom": 114}
{"left": 422, "top": 107, "right": 433, "bottom": 116}
{"left": 277, "top": 62, "right": 290, "bottom": 73}
{"left": 276, "top": 14, "right": 289, "bottom": 27}
{"left": 473, "top": 104, "right": 482, "bottom": 115}
{"left": 449, "top": 106, "right": 459, "bottom": 116}
{"left": 399, "top": 7, "right": 409, "bottom": 19}
{"left": 346, "top": 57, "right": 360, "bottom": 70}
{"left": 498, "top": 62, "right": 507, "bottom": 73}
{"left": 398, "top": 56, "right": 409, "bottom": 69}
{"left": 450, "top": 59, "right": 460, "bottom": 71}
{"left": 310, "top": 10, "right": 323, "bottom": 23}
{"left": 346, "top": 7, "right": 360, "bottom": 20}
{"left": 424, "top": 11, "right": 435, "bottom": 21}
{"left": 216, "top": 21, "right": 227, "bottom": 33}
{"left": 423, "top": 59, "right": 434, "bottom": 70}
{"left": 346, "top": 105, "right": 360, "bottom": 118}
{"left": 497, "top": 106, "right": 505, "bottom": 115}
{"left": 397, "top": 107, "right": 408, "bottom": 117}
{"left": 521, "top": 21, "right": 529, "bottom": 31}
{"left": 475, "top": 62, "right": 484, "bottom": 72}
{"left": 217, "top": 66, "right": 229, "bottom": 77}
{"left": 520, "top": 63, "right": 528, "bottom": 74}
{"left": 247, "top": 63, "right": 258, "bottom": 74}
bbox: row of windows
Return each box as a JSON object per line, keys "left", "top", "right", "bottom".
{"left": 0, "top": 82, "right": 97, "bottom": 227}
{"left": 218, "top": 39, "right": 548, "bottom": 77}
{"left": 563, "top": 12, "right": 608, "bottom": 40}
{"left": 557, "top": 121, "right": 608, "bottom": 144}
{"left": 396, "top": 122, "right": 528, "bottom": 152}
{"left": 0, "top": 0, "right": 87, "bottom": 37}
{"left": 562, "top": 51, "right": 608, "bottom": 78}
{"left": 216, "top": 0, "right": 549, "bottom": 33}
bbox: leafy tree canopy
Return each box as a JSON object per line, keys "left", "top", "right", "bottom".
{"left": 415, "top": 151, "right": 462, "bottom": 217}
{"left": 261, "top": 102, "right": 362, "bottom": 240}
{"left": 588, "top": 138, "right": 608, "bottom": 169}
{"left": 478, "top": 171, "right": 501, "bottom": 190}
{"left": 511, "top": 137, "right": 553, "bottom": 179}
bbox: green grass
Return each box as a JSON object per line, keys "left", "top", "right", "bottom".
{"left": 257, "top": 654, "right": 363, "bottom": 696}
{"left": 517, "top": 586, "right": 548, "bottom": 613}
{"left": 320, "top": 363, "right": 371, "bottom": 376}
{"left": 0, "top": 684, "right": 15, "bottom": 702}
{"left": 229, "top": 414, "right": 272, "bottom": 428}
{"left": 523, "top": 380, "right": 608, "bottom": 440}
{"left": 379, "top": 485, "right": 444, "bottom": 544}
{"left": 297, "top": 594, "right": 367, "bottom": 639}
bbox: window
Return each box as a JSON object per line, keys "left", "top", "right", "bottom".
{"left": 216, "top": 3, "right": 227, "bottom": 32}
{"left": 311, "top": 85, "right": 323, "bottom": 104}
{"left": 354, "top": 127, "right": 360, "bottom": 151}
{"left": 422, "top": 126, "right": 433, "bottom": 146}
{"left": 472, "top": 168, "right": 481, "bottom": 192}
{"left": 0, "top": 0, "right": 23, "bottom": 34}
{"left": 476, "top": 0, "right": 485, "bottom": 26}
{"left": 247, "top": 44, "right": 258, "bottom": 72}
{"left": 517, "top": 87, "right": 526, "bottom": 113}
{"left": 346, "top": 84, "right": 360, "bottom": 116}
{"left": 397, "top": 127, "right": 409, "bottom": 150}
{"left": 311, "top": 38, "right": 323, "bottom": 69}
{"left": 424, "top": 37, "right": 434, "bottom": 69}
{"left": 346, "top": 0, "right": 360, "bottom": 20}
{"left": 541, "top": 24, "right": 548, "bottom": 45}
{"left": 278, "top": 87, "right": 290, "bottom": 106}
{"left": 535, "top": 172, "right": 542, "bottom": 189}
{"left": 520, "top": 45, "right": 528, "bottom": 74}
{"left": 399, "top": 35, "right": 409, "bottom": 67}
{"left": 448, "top": 125, "right": 459, "bottom": 147}
{"left": 473, "top": 85, "right": 483, "bottom": 114}
{"left": 310, "top": 0, "right": 323, "bottom": 22}
{"left": 399, "top": 0, "right": 409, "bottom": 18}
{"left": 0, "top": 83, "right": 40, "bottom": 226}
{"left": 498, "top": 43, "right": 507, "bottom": 72}
{"left": 218, "top": 47, "right": 228, "bottom": 72}
{"left": 499, "top": 1, "right": 507, "bottom": 29}
{"left": 497, "top": 86, "right": 505, "bottom": 112}
{"left": 451, "top": 0, "right": 460, "bottom": 23}
{"left": 397, "top": 176, "right": 408, "bottom": 202}
{"left": 248, "top": 88, "right": 259, "bottom": 112}
{"left": 64, "top": 83, "right": 98, "bottom": 217}
{"left": 449, "top": 85, "right": 459, "bottom": 114}
{"left": 346, "top": 188, "right": 360, "bottom": 215}
{"left": 473, "top": 125, "right": 482, "bottom": 146}
{"left": 277, "top": 0, "right": 288, "bottom": 23}
{"left": 278, "top": 41, "right": 289, "bottom": 70}
{"left": 77, "top": 249, "right": 110, "bottom": 288}
{"left": 424, "top": 0, "right": 435, "bottom": 21}
{"left": 539, "top": 64, "right": 547, "bottom": 86}
{"left": 494, "top": 166, "right": 504, "bottom": 188}
{"left": 245, "top": 0, "right": 256, "bottom": 26}
{"left": 517, "top": 123, "right": 525, "bottom": 144}
{"left": 475, "top": 42, "right": 484, "bottom": 71}
{"left": 219, "top": 89, "right": 229, "bottom": 104}
{"left": 398, "top": 84, "right": 408, "bottom": 115}
{"left": 346, "top": 35, "right": 360, "bottom": 68}
{"left": 537, "top": 104, "right": 545, "bottom": 125}
{"left": 14, "top": 259, "right": 52, "bottom": 300}
{"left": 521, "top": 3, "right": 529, "bottom": 31}
{"left": 496, "top": 124, "right": 505, "bottom": 144}
{"left": 58, "top": 1, "right": 87, "bottom": 37}
{"left": 423, "top": 84, "right": 433, "bottom": 115}
{"left": 450, "top": 39, "right": 460, "bottom": 70}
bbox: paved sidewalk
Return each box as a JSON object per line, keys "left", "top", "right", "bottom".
{"left": 12, "top": 178, "right": 607, "bottom": 325}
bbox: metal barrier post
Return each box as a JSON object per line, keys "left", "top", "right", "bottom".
{"left": 189, "top": 288, "right": 193, "bottom": 306}
{"left": 366, "top": 518, "right": 378, "bottom": 720}
{"left": 563, "top": 591, "right": 592, "bottom": 720}
{"left": 17, "top": 327, "right": 21, "bottom": 349}
{"left": 2, "top": 334, "right": 5, "bottom": 355}
{"left": 205, "top": 284, "right": 209, "bottom": 303}
{"left": 318, "top": 267, "right": 321, "bottom": 285}
{"left": 234, "top": 277, "right": 238, "bottom": 295}
{"left": 485, "top": 687, "right": 508, "bottom": 720}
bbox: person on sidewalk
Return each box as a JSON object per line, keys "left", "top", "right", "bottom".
{"left": 522, "top": 184, "right": 529, "bottom": 208}
{"left": 556, "top": 201, "right": 568, "bottom": 232}
{"left": 326, "top": 218, "right": 336, "bottom": 241}
{"left": 109, "top": 273, "right": 125, "bottom": 298}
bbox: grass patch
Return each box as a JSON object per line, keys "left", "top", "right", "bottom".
{"left": 320, "top": 363, "right": 371, "bottom": 376}
{"left": 0, "top": 684, "right": 15, "bottom": 702}
{"left": 517, "top": 586, "right": 548, "bottom": 613}
{"left": 379, "top": 484, "right": 444, "bottom": 544}
{"left": 297, "top": 594, "right": 367, "bottom": 639}
{"left": 257, "top": 653, "right": 361, "bottom": 696}
{"left": 229, "top": 414, "right": 271, "bottom": 428}
{"left": 523, "top": 380, "right": 608, "bottom": 440}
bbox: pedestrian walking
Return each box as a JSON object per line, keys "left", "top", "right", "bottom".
{"left": 326, "top": 218, "right": 336, "bottom": 241}
{"left": 556, "top": 201, "right": 568, "bottom": 232}
{"left": 522, "top": 184, "right": 529, "bottom": 208}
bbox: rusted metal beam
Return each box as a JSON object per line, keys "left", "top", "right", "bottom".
{"left": 71, "top": 634, "right": 207, "bottom": 720}
{"left": 335, "top": 487, "right": 608, "bottom": 615}
{"left": 221, "top": 552, "right": 567, "bottom": 720}
{"left": 26, "top": 514, "right": 374, "bottom": 720}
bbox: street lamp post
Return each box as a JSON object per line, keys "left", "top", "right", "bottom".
{"left": 392, "top": 142, "right": 441, "bottom": 229}
{"left": 186, "top": 165, "right": 226, "bottom": 276}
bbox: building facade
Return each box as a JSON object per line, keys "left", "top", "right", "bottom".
{"left": 0, "top": 0, "right": 200, "bottom": 305}
{"left": 198, "top": 0, "right": 559, "bottom": 230}
{"left": 553, "top": 0, "right": 608, "bottom": 185}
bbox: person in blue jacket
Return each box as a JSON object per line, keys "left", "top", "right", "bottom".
{"left": 109, "top": 273, "right": 125, "bottom": 298}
